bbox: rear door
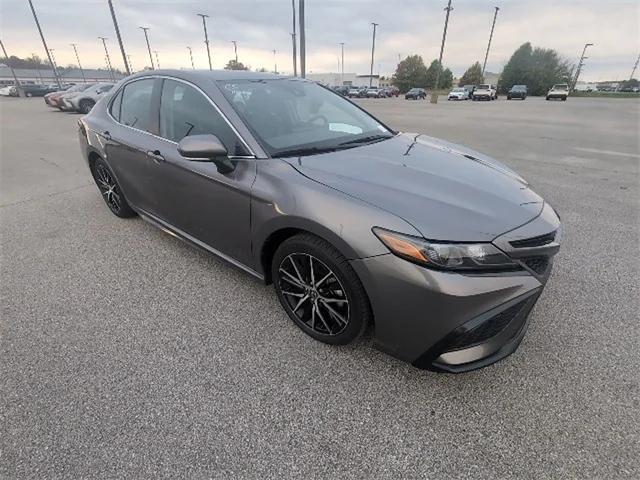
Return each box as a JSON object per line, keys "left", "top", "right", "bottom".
{"left": 104, "top": 77, "right": 163, "bottom": 215}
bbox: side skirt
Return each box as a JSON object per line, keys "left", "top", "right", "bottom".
{"left": 137, "top": 208, "right": 265, "bottom": 281}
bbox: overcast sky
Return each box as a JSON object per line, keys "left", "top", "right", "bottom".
{"left": 1, "top": 0, "right": 638, "bottom": 81}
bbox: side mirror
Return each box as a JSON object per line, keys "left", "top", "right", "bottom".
{"left": 177, "top": 134, "right": 234, "bottom": 174}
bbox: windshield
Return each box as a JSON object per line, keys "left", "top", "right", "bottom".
{"left": 452, "top": 88, "right": 464, "bottom": 92}
{"left": 553, "top": 84, "right": 569, "bottom": 90}
{"left": 219, "top": 79, "right": 394, "bottom": 157}
{"left": 512, "top": 85, "right": 526, "bottom": 91}
{"left": 478, "top": 84, "right": 490, "bottom": 89}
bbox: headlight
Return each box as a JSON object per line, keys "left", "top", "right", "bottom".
{"left": 372, "top": 227, "right": 519, "bottom": 272}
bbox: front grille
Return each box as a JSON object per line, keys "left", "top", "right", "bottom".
{"left": 444, "top": 300, "right": 527, "bottom": 352}
{"left": 510, "top": 231, "right": 556, "bottom": 248}
{"left": 522, "top": 256, "right": 549, "bottom": 275}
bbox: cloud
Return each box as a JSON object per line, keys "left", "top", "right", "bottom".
{"left": 2, "top": 0, "right": 638, "bottom": 81}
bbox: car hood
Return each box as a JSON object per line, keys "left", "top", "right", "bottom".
{"left": 284, "top": 133, "right": 544, "bottom": 241}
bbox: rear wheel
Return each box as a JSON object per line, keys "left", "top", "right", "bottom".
{"left": 26, "top": 92, "right": 33, "bottom": 98}
{"left": 272, "top": 234, "right": 371, "bottom": 345}
{"left": 90, "top": 158, "right": 136, "bottom": 218}
{"left": 79, "top": 99, "right": 95, "bottom": 114}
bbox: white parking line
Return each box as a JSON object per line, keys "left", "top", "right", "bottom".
{"left": 575, "top": 147, "right": 640, "bottom": 159}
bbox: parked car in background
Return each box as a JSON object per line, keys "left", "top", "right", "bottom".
{"left": 62, "top": 82, "right": 114, "bottom": 113}
{"left": 507, "top": 85, "right": 528, "bottom": 100}
{"left": 447, "top": 87, "right": 469, "bottom": 100}
{"left": 546, "top": 84, "right": 569, "bottom": 101}
{"left": 45, "top": 83, "right": 91, "bottom": 109}
{"left": 332, "top": 85, "right": 349, "bottom": 96}
{"left": 79, "top": 70, "right": 561, "bottom": 372}
{"left": 382, "top": 86, "right": 399, "bottom": 97}
{"left": 347, "top": 87, "right": 361, "bottom": 98}
{"left": 366, "top": 86, "right": 385, "bottom": 98}
{"left": 405, "top": 87, "right": 426, "bottom": 100}
{"left": 22, "top": 84, "right": 58, "bottom": 97}
{"left": 0, "top": 85, "right": 17, "bottom": 97}
{"left": 462, "top": 85, "right": 476, "bottom": 98}
{"left": 472, "top": 84, "right": 497, "bottom": 101}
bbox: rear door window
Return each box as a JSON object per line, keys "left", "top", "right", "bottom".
{"left": 119, "top": 79, "right": 155, "bottom": 132}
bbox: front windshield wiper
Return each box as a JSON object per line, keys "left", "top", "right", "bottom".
{"left": 337, "top": 134, "right": 392, "bottom": 147}
{"left": 272, "top": 146, "right": 342, "bottom": 158}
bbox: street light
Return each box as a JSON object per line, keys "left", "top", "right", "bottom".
{"left": 139, "top": 27, "right": 154, "bottom": 69}
{"left": 98, "top": 37, "right": 115, "bottom": 81}
{"left": 299, "top": 0, "right": 305, "bottom": 78}
{"left": 340, "top": 42, "right": 345, "bottom": 85}
{"left": 27, "top": 0, "right": 61, "bottom": 88}
{"left": 482, "top": 7, "right": 500, "bottom": 77}
{"left": 291, "top": 0, "right": 297, "bottom": 77}
{"left": 70, "top": 43, "right": 86, "bottom": 83}
{"left": 573, "top": 43, "right": 594, "bottom": 90}
{"left": 197, "top": 13, "right": 212, "bottom": 70}
{"left": 231, "top": 40, "right": 238, "bottom": 63}
{"left": 430, "top": 0, "right": 453, "bottom": 104}
{"left": 154, "top": 51, "right": 160, "bottom": 69}
{"left": 187, "top": 46, "right": 195, "bottom": 69}
{"left": 108, "top": 0, "right": 130, "bottom": 75}
{"left": 369, "top": 23, "right": 378, "bottom": 87}
{"left": 127, "top": 55, "right": 134, "bottom": 72}
{"left": 273, "top": 49, "right": 278, "bottom": 74}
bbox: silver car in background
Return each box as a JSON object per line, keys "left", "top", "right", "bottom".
{"left": 63, "top": 82, "right": 114, "bottom": 113}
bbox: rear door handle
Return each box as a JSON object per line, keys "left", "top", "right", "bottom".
{"left": 147, "top": 149, "right": 165, "bottom": 163}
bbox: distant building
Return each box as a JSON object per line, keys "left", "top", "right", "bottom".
{"left": 306, "top": 72, "right": 380, "bottom": 87}
{"left": 0, "top": 66, "right": 125, "bottom": 86}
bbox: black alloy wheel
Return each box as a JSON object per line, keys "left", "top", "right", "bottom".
{"left": 79, "top": 99, "right": 95, "bottom": 114}
{"left": 272, "top": 234, "right": 370, "bottom": 345}
{"left": 91, "top": 159, "right": 136, "bottom": 218}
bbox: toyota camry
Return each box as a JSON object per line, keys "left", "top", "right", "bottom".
{"left": 78, "top": 70, "right": 561, "bottom": 372}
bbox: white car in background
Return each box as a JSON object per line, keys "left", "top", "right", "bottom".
{"left": 61, "top": 82, "right": 114, "bottom": 113}
{"left": 448, "top": 87, "right": 470, "bottom": 100}
{"left": 0, "top": 85, "right": 17, "bottom": 96}
{"left": 546, "top": 84, "right": 569, "bottom": 101}
{"left": 472, "top": 84, "right": 497, "bottom": 101}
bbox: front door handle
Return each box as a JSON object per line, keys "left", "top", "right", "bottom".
{"left": 147, "top": 149, "right": 165, "bottom": 163}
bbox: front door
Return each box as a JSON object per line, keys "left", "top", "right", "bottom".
{"left": 144, "top": 78, "right": 256, "bottom": 267}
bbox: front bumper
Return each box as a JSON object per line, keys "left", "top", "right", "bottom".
{"left": 351, "top": 204, "right": 560, "bottom": 373}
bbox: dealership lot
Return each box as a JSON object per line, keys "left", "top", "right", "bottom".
{"left": 1, "top": 96, "right": 638, "bottom": 478}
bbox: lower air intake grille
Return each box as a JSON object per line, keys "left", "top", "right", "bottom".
{"left": 522, "top": 256, "right": 549, "bottom": 275}
{"left": 444, "top": 300, "right": 527, "bottom": 352}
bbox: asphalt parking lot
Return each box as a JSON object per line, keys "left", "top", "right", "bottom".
{"left": 1, "top": 95, "right": 638, "bottom": 478}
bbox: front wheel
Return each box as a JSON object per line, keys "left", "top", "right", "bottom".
{"left": 272, "top": 234, "right": 371, "bottom": 345}
{"left": 546, "top": 96, "right": 550, "bottom": 101}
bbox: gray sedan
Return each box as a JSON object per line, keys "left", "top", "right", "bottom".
{"left": 78, "top": 70, "right": 561, "bottom": 373}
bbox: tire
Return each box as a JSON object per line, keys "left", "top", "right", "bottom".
{"left": 507, "top": 96, "right": 511, "bottom": 100}
{"left": 546, "top": 96, "right": 550, "bottom": 101}
{"left": 79, "top": 99, "right": 95, "bottom": 114}
{"left": 90, "top": 157, "right": 136, "bottom": 218}
{"left": 562, "top": 96, "right": 567, "bottom": 101}
{"left": 26, "top": 92, "right": 33, "bottom": 98}
{"left": 272, "top": 233, "right": 371, "bottom": 345}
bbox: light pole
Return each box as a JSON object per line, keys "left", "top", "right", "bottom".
{"left": 231, "top": 40, "right": 238, "bottom": 62}
{"left": 187, "top": 46, "right": 195, "bottom": 69}
{"left": 197, "top": 13, "right": 212, "bottom": 70}
{"left": 0, "top": 40, "right": 22, "bottom": 95}
{"left": 291, "top": 0, "right": 297, "bottom": 77}
{"left": 99, "top": 37, "right": 115, "bottom": 81}
{"left": 49, "top": 48, "right": 61, "bottom": 85}
{"left": 32, "top": 53, "right": 43, "bottom": 84}
{"left": 273, "top": 49, "right": 277, "bottom": 74}
{"left": 154, "top": 51, "right": 160, "bottom": 69}
{"left": 369, "top": 23, "right": 378, "bottom": 87}
{"left": 340, "top": 42, "right": 345, "bottom": 85}
{"left": 299, "top": 0, "right": 305, "bottom": 78}
{"left": 482, "top": 6, "right": 500, "bottom": 77}
{"left": 70, "top": 43, "right": 86, "bottom": 83}
{"left": 127, "top": 55, "right": 134, "bottom": 72}
{"left": 27, "top": 0, "right": 62, "bottom": 88}
{"left": 108, "top": 0, "right": 130, "bottom": 75}
{"left": 139, "top": 27, "right": 154, "bottom": 69}
{"left": 430, "top": 0, "right": 453, "bottom": 104}
{"left": 573, "top": 43, "right": 593, "bottom": 90}
{"left": 630, "top": 53, "right": 640, "bottom": 80}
